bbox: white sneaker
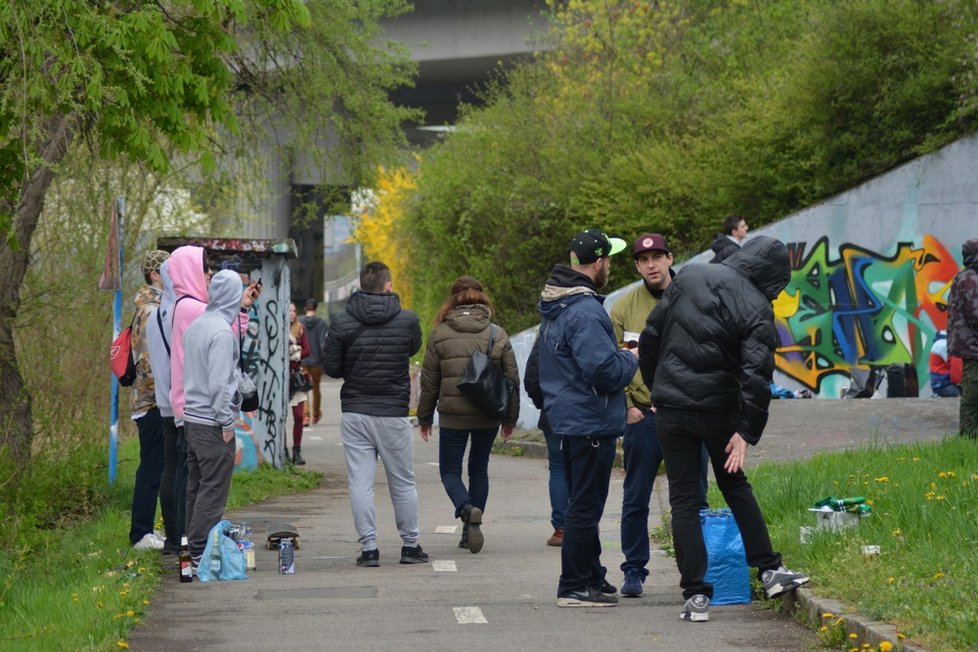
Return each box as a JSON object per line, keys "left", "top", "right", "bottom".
{"left": 133, "top": 533, "right": 164, "bottom": 550}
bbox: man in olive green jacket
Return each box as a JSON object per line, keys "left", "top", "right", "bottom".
{"left": 610, "top": 234, "right": 706, "bottom": 597}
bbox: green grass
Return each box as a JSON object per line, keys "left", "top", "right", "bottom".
{"left": 0, "top": 437, "right": 321, "bottom": 651}
{"left": 705, "top": 436, "right": 978, "bottom": 652}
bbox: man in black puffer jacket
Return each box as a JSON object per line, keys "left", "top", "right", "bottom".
{"left": 638, "top": 236, "right": 809, "bottom": 623}
{"left": 324, "top": 261, "right": 426, "bottom": 568}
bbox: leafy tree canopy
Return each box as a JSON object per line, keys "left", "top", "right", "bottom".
{"left": 403, "top": 0, "right": 978, "bottom": 332}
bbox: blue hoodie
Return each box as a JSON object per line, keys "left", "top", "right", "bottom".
{"left": 537, "top": 265, "right": 638, "bottom": 437}
{"left": 182, "top": 270, "right": 242, "bottom": 430}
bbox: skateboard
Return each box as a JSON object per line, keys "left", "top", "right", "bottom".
{"left": 266, "top": 522, "right": 300, "bottom": 550}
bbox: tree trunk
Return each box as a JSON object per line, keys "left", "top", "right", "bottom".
{"left": 0, "top": 115, "right": 76, "bottom": 467}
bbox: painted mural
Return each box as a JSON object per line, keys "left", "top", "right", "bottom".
{"left": 774, "top": 234, "right": 960, "bottom": 394}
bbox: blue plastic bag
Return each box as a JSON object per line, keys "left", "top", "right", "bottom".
{"left": 197, "top": 519, "right": 248, "bottom": 582}
{"left": 701, "top": 508, "right": 750, "bottom": 604}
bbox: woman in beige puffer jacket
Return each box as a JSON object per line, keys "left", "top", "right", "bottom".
{"left": 417, "top": 277, "right": 520, "bottom": 553}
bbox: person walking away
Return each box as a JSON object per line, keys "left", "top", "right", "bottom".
{"left": 612, "top": 233, "right": 708, "bottom": 598}
{"left": 300, "top": 298, "right": 328, "bottom": 426}
{"left": 948, "top": 238, "right": 978, "bottom": 437}
{"left": 417, "top": 277, "right": 520, "bottom": 554}
{"left": 929, "top": 329, "right": 963, "bottom": 397}
{"left": 168, "top": 246, "right": 258, "bottom": 543}
{"left": 145, "top": 258, "right": 181, "bottom": 554}
{"left": 182, "top": 269, "right": 249, "bottom": 570}
{"left": 709, "top": 214, "right": 749, "bottom": 264}
{"left": 288, "top": 302, "right": 311, "bottom": 464}
{"left": 323, "top": 261, "right": 427, "bottom": 567}
{"left": 639, "top": 235, "right": 809, "bottom": 623}
{"left": 129, "top": 250, "right": 170, "bottom": 550}
{"left": 538, "top": 228, "right": 638, "bottom": 608}
{"left": 524, "top": 335, "right": 567, "bottom": 547}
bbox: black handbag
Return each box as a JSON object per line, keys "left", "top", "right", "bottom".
{"left": 289, "top": 367, "right": 313, "bottom": 396}
{"left": 457, "top": 324, "right": 514, "bottom": 421}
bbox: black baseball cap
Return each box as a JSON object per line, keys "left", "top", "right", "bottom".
{"left": 569, "top": 228, "right": 627, "bottom": 265}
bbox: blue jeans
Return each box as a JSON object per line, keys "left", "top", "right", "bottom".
{"left": 174, "top": 426, "right": 190, "bottom": 537}
{"left": 544, "top": 430, "right": 568, "bottom": 529}
{"left": 557, "top": 435, "right": 616, "bottom": 596}
{"left": 655, "top": 407, "right": 781, "bottom": 600}
{"left": 620, "top": 409, "right": 709, "bottom": 576}
{"left": 129, "top": 408, "right": 164, "bottom": 545}
{"left": 438, "top": 426, "right": 498, "bottom": 517}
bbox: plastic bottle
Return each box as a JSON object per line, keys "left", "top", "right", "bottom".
{"left": 179, "top": 536, "right": 192, "bottom": 583}
{"left": 279, "top": 539, "right": 295, "bottom": 575}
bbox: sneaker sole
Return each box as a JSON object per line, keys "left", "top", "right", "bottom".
{"left": 680, "top": 611, "right": 709, "bottom": 622}
{"left": 399, "top": 557, "right": 429, "bottom": 564}
{"left": 621, "top": 587, "right": 643, "bottom": 598}
{"left": 556, "top": 597, "right": 617, "bottom": 607}
{"left": 764, "top": 576, "right": 809, "bottom": 599}
{"left": 356, "top": 558, "right": 380, "bottom": 567}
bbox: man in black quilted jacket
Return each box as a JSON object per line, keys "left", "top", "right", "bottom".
{"left": 324, "top": 261, "right": 426, "bottom": 568}
{"left": 638, "top": 236, "right": 809, "bottom": 623}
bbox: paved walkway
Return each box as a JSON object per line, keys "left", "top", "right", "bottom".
{"left": 128, "top": 380, "right": 955, "bottom": 650}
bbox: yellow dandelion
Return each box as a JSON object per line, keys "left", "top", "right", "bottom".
{"left": 126, "top": 561, "right": 135, "bottom": 569}
{"left": 897, "top": 633, "right": 906, "bottom": 640}
{"left": 116, "top": 642, "right": 129, "bottom": 649}
{"left": 819, "top": 626, "right": 828, "bottom": 632}
{"left": 891, "top": 528, "right": 901, "bottom": 536}
{"left": 836, "top": 617, "right": 846, "bottom": 625}
{"left": 913, "top": 456, "right": 920, "bottom": 461}
{"left": 142, "top": 599, "right": 150, "bottom": 606}
{"left": 71, "top": 593, "right": 79, "bottom": 603}
{"left": 886, "top": 577, "right": 895, "bottom": 584}
{"left": 866, "top": 498, "right": 874, "bottom": 505}
{"left": 875, "top": 476, "right": 889, "bottom": 483}
{"left": 119, "top": 590, "right": 129, "bottom": 597}
{"left": 861, "top": 644, "right": 871, "bottom": 649}
{"left": 126, "top": 610, "right": 135, "bottom": 617}
{"left": 879, "top": 642, "right": 894, "bottom": 651}
{"left": 850, "top": 632, "right": 858, "bottom": 639}
{"left": 822, "top": 612, "right": 835, "bottom": 619}
{"left": 933, "top": 571, "right": 945, "bottom": 580}
{"left": 138, "top": 567, "right": 145, "bottom": 573}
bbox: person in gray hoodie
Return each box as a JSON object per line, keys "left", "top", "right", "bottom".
{"left": 182, "top": 269, "right": 245, "bottom": 564}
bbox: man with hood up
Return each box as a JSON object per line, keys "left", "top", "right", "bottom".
{"left": 639, "top": 235, "right": 809, "bottom": 623}
{"left": 948, "top": 238, "right": 978, "bottom": 438}
{"left": 323, "top": 261, "right": 427, "bottom": 567}
{"left": 538, "top": 228, "right": 639, "bottom": 608}
{"left": 182, "top": 269, "right": 249, "bottom": 566}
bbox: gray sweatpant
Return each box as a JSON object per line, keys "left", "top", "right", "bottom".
{"left": 185, "top": 422, "right": 236, "bottom": 556}
{"left": 341, "top": 412, "right": 420, "bottom": 551}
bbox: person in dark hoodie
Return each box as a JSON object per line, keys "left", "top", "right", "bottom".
{"left": 182, "top": 269, "right": 248, "bottom": 569}
{"left": 708, "top": 214, "right": 748, "bottom": 263}
{"left": 300, "top": 298, "right": 328, "bottom": 426}
{"left": 639, "top": 235, "right": 809, "bottom": 623}
{"left": 324, "top": 261, "right": 427, "bottom": 567}
{"left": 538, "top": 228, "right": 639, "bottom": 608}
{"left": 948, "top": 238, "right": 978, "bottom": 437}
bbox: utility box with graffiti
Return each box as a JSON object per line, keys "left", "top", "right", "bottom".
{"left": 158, "top": 237, "right": 297, "bottom": 469}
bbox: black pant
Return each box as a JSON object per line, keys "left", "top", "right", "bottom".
{"left": 129, "top": 408, "right": 164, "bottom": 545}
{"left": 655, "top": 407, "right": 781, "bottom": 600}
{"left": 158, "top": 416, "right": 180, "bottom": 547}
{"left": 557, "top": 435, "right": 617, "bottom": 596}
{"left": 174, "top": 426, "right": 190, "bottom": 539}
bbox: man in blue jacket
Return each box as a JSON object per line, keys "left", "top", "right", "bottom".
{"left": 538, "top": 228, "right": 639, "bottom": 607}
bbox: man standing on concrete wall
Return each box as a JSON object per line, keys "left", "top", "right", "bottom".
{"left": 948, "top": 238, "right": 978, "bottom": 438}
{"left": 709, "top": 214, "right": 749, "bottom": 263}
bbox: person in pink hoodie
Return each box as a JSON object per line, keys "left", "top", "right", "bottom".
{"left": 166, "top": 245, "right": 259, "bottom": 537}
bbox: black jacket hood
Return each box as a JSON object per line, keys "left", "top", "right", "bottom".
{"left": 345, "top": 290, "right": 402, "bottom": 325}
{"left": 721, "top": 236, "right": 791, "bottom": 301}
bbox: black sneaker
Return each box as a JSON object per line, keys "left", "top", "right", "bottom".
{"left": 399, "top": 545, "right": 429, "bottom": 564}
{"left": 461, "top": 504, "right": 484, "bottom": 554}
{"left": 680, "top": 594, "right": 710, "bottom": 622}
{"left": 593, "top": 578, "right": 617, "bottom": 595}
{"left": 761, "top": 565, "right": 809, "bottom": 598}
{"left": 356, "top": 548, "right": 380, "bottom": 567}
{"left": 556, "top": 587, "right": 618, "bottom": 608}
